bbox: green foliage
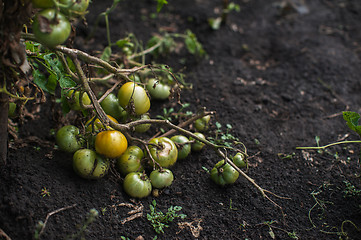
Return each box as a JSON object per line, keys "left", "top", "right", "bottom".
{"left": 156, "top": 0, "right": 168, "bottom": 12}
{"left": 343, "top": 180, "right": 361, "bottom": 198}
{"left": 156, "top": 103, "right": 192, "bottom": 121}
{"left": 184, "top": 30, "right": 206, "bottom": 57}
{"left": 147, "top": 200, "right": 187, "bottom": 234}
{"left": 208, "top": 122, "right": 239, "bottom": 147}
{"left": 343, "top": 111, "right": 361, "bottom": 137}
{"left": 26, "top": 41, "right": 76, "bottom": 95}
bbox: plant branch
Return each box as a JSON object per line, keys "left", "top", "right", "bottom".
{"left": 296, "top": 140, "right": 361, "bottom": 150}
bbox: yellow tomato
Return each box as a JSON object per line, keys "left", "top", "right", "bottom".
{"left": 95, "top": 130, "right": 128, "bottom": 158}
{"left": 118, "top": 82, "right": 150, "bottom": 115}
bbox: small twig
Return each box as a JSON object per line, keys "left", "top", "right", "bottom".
{"left": 296, "top": 140, "right": 361, "bottom": 150}
{"left": 39, "top": 204, "right": 77, "bottom": 237}
{"left": 0, "top": 228, "right": 11, "bottom": 240}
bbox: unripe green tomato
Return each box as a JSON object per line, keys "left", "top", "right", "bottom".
{"left": 59, "top": 0, "right": 90, "bottom": 16}
{"left": 210, "top": 160, "right": 239, "bottom": 186}
{"left": 134, "top": 114, "right": 151, "bottom": 133}
{"left": 56, "top": 125, "right": 84, "bottom": 153}
{"left": 8, "top": 102, "right": 16, "bottom": 118}
{"left": 150, "top": 168, "right": 174, "bottom": 188}
{"left": 32, "top": 9, "right": 71, "bottom": 48}
{"left": 146, "top": 78, "right": 171, "bottom": 100}
{"left": 170, "top": 135, "right": 191, "bottom": 160}
{"left": 232, "top": 152, "right": 247, "bottom": 169}
{"left": 73, "top": 149, "right": 110, "bottom": 179}
{"left": 116, "top": 146, "right": 144, "bottom": 176}
{"left": 118, "top": 82, "right": 150, "bottom": 115}
{"left": 123, "top": 172, "right": 152, "bottom": 198}
{"left": 32, "top": 0, "right": 54, "bottom": 8}
{"left": 149, "top": 137, "right": 178, "bottom": 168}
{"left": 67, "top": 90, "right": 91, "bottom": 111}
{"left": 100, "top": 93, "right": 128, "bottom": 122}
{"left": 85, "top": 115, "right": 118, "bottom": 132}
{"left": 190, "top": 132, "right": 206, "bottom": 152}
{"left": 194, "top": 115, "right": 211, "bottom": 132}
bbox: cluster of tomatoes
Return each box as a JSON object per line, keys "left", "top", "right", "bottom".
{"left": 56, "top": 79, "right": 211, "bottom": 198}
{"left": 31, "top": 0, "right": 90, "bottom": 48}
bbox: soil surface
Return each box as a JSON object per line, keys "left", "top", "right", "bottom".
{"left": 1, "top": 0, "right": 361, "bottom": 239}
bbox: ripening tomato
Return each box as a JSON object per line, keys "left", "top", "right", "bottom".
{"left": 32, "top": 0, "right": 54, "bottom": 8}
{"left": 146, "top": 78, "right": 171, "bottom": 100}
{"left": 100, "top": 93, "right": 128, "bottom": 122}
{"left": 56, "top": 125, "right": 84, "bottom": 153}
{"left": 73, "top": 149, "right": 109, "bottom": 179}
{"left": 170, "top": 135, "right": 191, "bottom": 160}
{"left": 210, "top": 160, "right": 239, "bottom": 186}
{"left": 148, "top": 137, "right": 178, "bottom": 168}
{"left": 116, "top": 146, "right": 144, "bottom": 176}
{"left": 149, "top": 168, "right": 174, "bottom": 189}
{"left": 194, "top": 115, "right": 211, "bottom": 132}
{"left": 67, "top": 90, "right": 91, "bottom": 111}
{"left": 118, "top": 82, "right": 150, "bottom": 115}
{"left": 95, "top": 130, "right": 128, "bottom": 158}
{"left": 32, "top": 9, "right": 71, "bottom": 48}
{"left": 190, "top": 132, "right": 206, "bottom": 152}
{"left": 123, "top": 172, "right": 152, "bottom": 198}
{"left": 232, "top": 152, "right": 247, "bottom": 169}
{"left": 85, "top": 115, "right": 118, "bottom": 132}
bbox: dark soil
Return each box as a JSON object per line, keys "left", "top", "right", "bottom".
{"left": 1, "top": 0, "right": 361, "bottom": 239}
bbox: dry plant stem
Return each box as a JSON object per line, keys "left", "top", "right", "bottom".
{"left": 296, "top": 140, "right": 361, "bottom": 150}
{"left": 0, "top": 228, "right": 11, "bottom": 240}
{"left": 39, "top": 204, "right": 77, "bottom": 237}
{"left": 159, "top": 111, "right": 216, "bottom": 138}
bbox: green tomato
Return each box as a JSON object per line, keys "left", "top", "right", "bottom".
{"left": 134, "top": 114, "right": 151, "bottom": 133}
{"left": 232, "top": 152, "right": 247, "bottom": 169}
{"left": 67, "top": 90, "right": 91, "bottom": 111}
{"left": 118, "top": 82, "right": 150, "bottom": 115}
{"left": 170, "top": 135, "right": 191, "bottom": 160}
{"left": 116, "top": 146, "right": 144, "bottom": 176}
{"left": 56, "top": 125, "right": 84, "bottom": 153}
{"left": 32, "top": 9, "right": 71, "bottom": 48}
{"left": 73, "top": 149, "right": 110, "bottom": 179}
{"left": 123, "top": 172, "right": 152, "bottom": 198}
{"left": 194, "top": 115, "right": 211, "bottom": 132}
{"left": 60, "top": 0, "right": 90, "bottom": 16}
{"left": 190, "top": 132, "right": 206, "bottom": 152}
{"left": 149, "top": 137, "right": 178, "bottom": 168}
{"left": 32, "top": 0, "right": 54, "bottom": 8}
{"left": 146, "top": 78, "right": 171, "bottom": 100}
{"left": 150, "top": 168, "right": 174, "bottom": 189}
{"left": 100, "top": 93, "right": 128, "bottom": 121}
{"left": 8, "top": 102, "right": 16, "bottom": 118}
{"left": 210, "top": 160, "right": 239, "bottom": 186}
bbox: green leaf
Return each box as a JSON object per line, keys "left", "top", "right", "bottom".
{"left": 208, "top": 17, "right": 222, "bottom": 30}
{"left": 343, "top": 111, "right": 361, "bottom": 137}
{"left": 101, "top": 46, "right": 112, "bottom": 62}
{"left": 156, "top": 0, "right": 168, "bottom": 12}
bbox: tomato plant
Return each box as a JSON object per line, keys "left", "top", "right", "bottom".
{"left": 194, "top": 115, "right": 211, "bottom": 132}
{"left": 67, "top": 90, "right": 91, "bottom": 111}
{"left": 118, "top": 82, "right": 150, "bottom": 115}
{"left": 170, "top": 135, "right": 191, "bottom": 160}
{"left": 116, "top": 145, "right": 144, "bottom": 176}
{"left": 210, "top": 160, "right": 239, "bottom": 186}
{"left": 56, "top": 125, "right": 84, "bottom": 153}
{"left": 146, "top": 78, "right": 171, "bottom": 100}
{"left": 148, "top": 137, "right": 178, "bottom": 168}
{"left": 149, "top": 168, "right": 174, "bottom": 189}
{"left": 232, "top": 152, "right": 247, "bottom": 169}
{"left": 73, "top": 149, "right": 110, "bottom": 179}
{"left": 190, "top": 132, "right": 206, "bottom": 151}
{"left": 100, "top": 93, "right": 128, "bottom": 122}
{"left": 95, "top": 130, "right": 128, "bottom": 158}
{"left": 123, "top": 172, "right": 152, "bottom": 198}
{"left": 32, "top": 9, "right": 71, "bottom": 48}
